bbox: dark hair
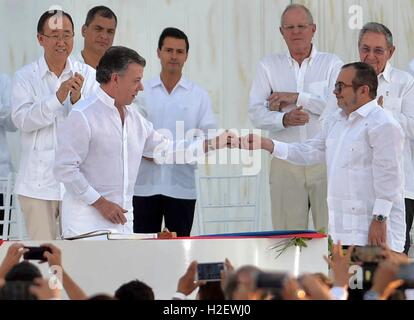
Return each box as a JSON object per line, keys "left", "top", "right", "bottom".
{"left": 114, "top": 279, "right": 154, "bottom": 300}
{"left": 37, "top": 10, "right": 74, "bottom": 34}
{"left": 158, "top": 27, "right": 189, "bottom": 52}
{"left": 88, "top": 293, "right": 116, "bottom": 300}
{"left": 5, "top": 261, "right": 42, "bottom": 282}
{"left": 198, "top": 282, "right": 225, "bottom": 300}
{"left": 96, "top": 46, "right": 146, "bottom": 84}
{"left": 0, "top": 281, "right": 37, "bottom": 300}
{"left": 342, "top": 62, "right": 378, "bottom": 99}
{"left": 84, "top": 6, "right": 117, "bottom": 27}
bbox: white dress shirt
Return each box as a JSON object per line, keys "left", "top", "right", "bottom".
{"left": 272, "top": 100, "right": 406, "bottom": 252}
{"left": 134, "top": 76, "right": 216, "bottom": 199}
{"left": 378, "top": 62, "right": 414, "bottom": 199}
{"left": 0, "top": 74, "right": 17, "bottom": 184}
{"left": 408, "top": 58, "right": 414, "bottom": 77}
{"left": 71, "top": 51, "right": 85, "bottom": 65}
{"left": 249, "top": 47, "right": 343, "bottom": 142}
{"left": 54, "top": 87, "right": 205, "bottom": 237}
{"left": 11, "top": 56, "right": 98, "bottom": 201}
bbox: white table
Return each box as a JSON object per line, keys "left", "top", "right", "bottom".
{"left": 0, "top": 236, "right": 328, "bottom": 299}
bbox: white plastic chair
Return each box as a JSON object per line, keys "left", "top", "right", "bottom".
{"left": 0, "top": 173, "right": 25, "bottom": 240}
{"left": 195, "top": 169, "right": 260, "bottom": 235}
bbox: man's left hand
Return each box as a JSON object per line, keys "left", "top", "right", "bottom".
{"left": 70, "top": 72, "right": 84, "bottom": 104}
{"left": 368, "top": 220, "right": 387, "bottom": 246}
{"left": 268, "top": 92, "right": 299, "bottom": 111}
{"left": 208, "top": 130, "right": 240, "bottom": 150}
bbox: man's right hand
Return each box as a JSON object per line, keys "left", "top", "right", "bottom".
{"left": 282, "top": 107, "right": 310, "bottom": 128}
{"left": 92, "top": 197, "right": 128, "bottom": 225}
{"left": 56, "top": 78, "right": 75, "bottom": 104}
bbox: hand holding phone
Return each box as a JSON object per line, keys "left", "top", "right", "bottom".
{"left": 23, "top": 246, "right": 52, "bottom": 261}
{"left": 196, "top": 262, "right": 225, "bottom": 282}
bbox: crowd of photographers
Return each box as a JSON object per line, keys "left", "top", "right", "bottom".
{"left": 0, "top": 242, "right": 412, "bottom": 300}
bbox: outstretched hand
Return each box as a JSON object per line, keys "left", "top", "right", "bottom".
{"left": 240, "top": 134, "right": 275, "bottom": 153}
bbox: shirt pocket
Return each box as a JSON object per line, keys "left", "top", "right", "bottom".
{"left": 309, "top": 80, "right": 328, "bottom": 97}
{"left": 25, "top": 149, "right": 56, "bottom": 188}
{"left": 342, "top": 199, "right": 369, "bottom": 232}
{"left": 344, "top": 140, "right": 367, "bottom": 169}
{"left": 383, "top": 97, "right": 402, "bottom": 116}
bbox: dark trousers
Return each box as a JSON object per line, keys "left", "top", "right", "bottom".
{"left": 133, "top": 195, "right": 196, "bottom": 237}
{"left": 404, "top": 198, "right": 414, "bottom": 255}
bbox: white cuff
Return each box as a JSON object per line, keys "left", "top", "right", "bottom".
{"left": 372, "top": 199, "right": 393, "bottom": 218}
{"left": 172, "top": 292, "right": 187, "bottom": 300}
{"left": 330, "top": 286, "right": 348, "bottom": 300}
{"left": 297, "top": 92, "right": 311, "bottom": 108}
{"left": 271, "top": 140, "right": 289, "bottom": 159}
{"left": 46, "top": 94, "right": 65, "bottom": 112}
{"left": 79, "top": 186, "right": 101, "bottom": 205}
{"left": 274, "top": 112, "right": 286, "bottom": 130}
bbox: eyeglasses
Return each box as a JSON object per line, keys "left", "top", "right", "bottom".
{"left": 359, "top": 46, "right": 387, "bottom": 56}
{"left": 334, "top": 82, "right": 354, "bottom": 94}
{"left": 281, "top": 23, "right": 313, "bottom": 32}
{"left": 41, "top": 33, "right": 74, "bottom": 42}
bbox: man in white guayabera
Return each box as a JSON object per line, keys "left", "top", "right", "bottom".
{"left": 242, "top": 62, "right": 406, "bottom": 253}
{"left": 54, "top": 46, "right": 237, "bottom": 238}
{"left": 11, "top": 10, "right": 97, "bottom": 240}
{"left": 133, "top": 27, "right": 217, "bottom": 237}
{"left": 248, "top": 4, "right": 343, "bottom": 232}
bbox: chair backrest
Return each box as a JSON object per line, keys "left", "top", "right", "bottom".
{"left": 0, "top": 173, "right": 26, "bottom": 240}
{"left": 195, "top": 169, "right": 260, "bottom": 235}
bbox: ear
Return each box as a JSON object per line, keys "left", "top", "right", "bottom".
{"left": 81, "top": 25, "right": 87, "bottom": 37}
{"left": 279, "top": 26, "right": 284, "bottom": 37}
{"left": 37, "top": 34, "right": 45, "bottom": 47}
{"left": 111, "top": 73, "right": 119, "bottom": 85}
{"left": 311, "top": 23, "right": 316, "bottom": 35}
{"left": 388, "top": 46, "right": 396, "bottom": 60}
{"left": 157, "top": 48, "right": 161, "bottom": 59}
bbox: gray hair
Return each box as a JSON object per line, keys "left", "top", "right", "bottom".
{"left": 280, "top": 4, "right": 314, "bottom": 27}
{"left": 358, "top": 22, "right": 394, "bottom": 48}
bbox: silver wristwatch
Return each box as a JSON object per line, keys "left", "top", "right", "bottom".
{"left": 373, "top": 214, "right": 387, "bottom": 223}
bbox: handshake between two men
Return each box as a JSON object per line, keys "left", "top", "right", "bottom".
{"left": 207, "top": 131, "right": 274, "bottom": 154}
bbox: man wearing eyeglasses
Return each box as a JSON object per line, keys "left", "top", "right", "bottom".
{"left": 358, "top": 22, "right": 414, "bottom": 255}
{"left": 72, "top": 6, "right": 117, "bottom": 69}
{"left": 243, "top": 62, "right": 406, "bottom": 253}
{"left": 249, "top": 4, "right": 342, "bottom": 232}
{"left": 11, "top": 10, "right": 97, "bottom": 240}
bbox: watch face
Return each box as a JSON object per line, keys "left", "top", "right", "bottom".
{"left": 375, "top": 215, "right": 386, "bottom": 222}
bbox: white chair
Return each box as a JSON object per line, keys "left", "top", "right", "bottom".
{"left": 0, "top": 173, "right": 26, "bottom": 240}
{"left": 195, "top": 169, "right": 260, "bottom": 235}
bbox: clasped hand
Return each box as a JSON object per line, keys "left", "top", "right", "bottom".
{"left": 208, "top": 131, "right": 273, "bottom": 152}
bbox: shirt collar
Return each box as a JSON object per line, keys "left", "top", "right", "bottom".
{"left": 349, "top": 99, "right": 378, "bottom": 120}
{"left": 96, "top": 86, "right": 116, "bottom": 110}
{"left": 150, "top": 75, "right": 191, "bottom": 91}
{"left": 39, "top": 55, "right": 74, "bottom": 79}
{"left": 378, "top": 62, "right": 392, "bottom": 83}
{"left": 286, "top": 45, "right": 318, "bottom": 67}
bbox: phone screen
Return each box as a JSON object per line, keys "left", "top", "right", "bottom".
{"left": 197, "top": 262, "right": 224, "bottom": 282}
{"left": 23, "top": 247, "right": 50, "bottom": 261}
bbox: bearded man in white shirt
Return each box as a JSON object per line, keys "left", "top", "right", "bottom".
{"left": 54, "top": 46, "right": 236, "bottom": 238}
{"left": 133, "top": 28, "right": 217, "bottom": 236}
{"left": 248, "top": 4, "right": 343, "bottom": 232}
{"left": 11, "top": 10, "right": 97, "bottom": 240}
{"left": 242, "top": 62, "right": 406, "bottom": 253}
{"left": 72, "top": 6, "right": 117, "bottom": 69}
{"left": 358, "top": 22, "right": 414, "bottom": 255}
